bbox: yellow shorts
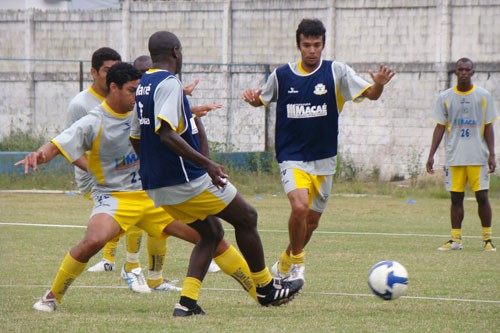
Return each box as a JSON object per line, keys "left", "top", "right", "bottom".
{"left": 161, "top": 184, "right": 236, "bottom": 224}
{"left": 445, "top": 165, "right": 490, "bottom": 192}
{"left": 90, "top": 190, "right": 174, "bottom": 239}
{"left": 280, "top": 168, "right": 332, "bottom": 212}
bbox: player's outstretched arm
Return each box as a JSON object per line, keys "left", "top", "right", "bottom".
{"left": 242, "top": 88, "right": 263, "bottom": 107}
{"left": 14, "top": 142, "right": 61, "bottom": 174}
{"left": 191, "top": 103, "right": 223, "bottom": 117}
{"left": 363, "top": 64, "right": 396, "bottom": 100}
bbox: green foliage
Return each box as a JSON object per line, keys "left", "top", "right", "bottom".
{"left": 0, "top": 129, "right": 47, "bottom": 151}
{"left": 335, "top": 153, "right": 361, "bottom": 182}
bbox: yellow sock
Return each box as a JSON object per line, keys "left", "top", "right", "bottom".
{"left": 146, "top": 235, "right": 167, "bottom": 288}
{"left": 102, "top": 234, "right": 120, "bottom": 263}
{"left": 214, "top": 245, "right": 257, "bottom": 302}
{"left": 482, "top": 227, "right": 492, "bottom": 241}
{"left": 451, "top": 229, "right": 462, "bottom": 243}
{"left": 51, "top": 253, "right": 86, "bottom": 304}
{"left": 181, "top": 277, "right": 202, "bottom": 301}
{"left": 278, "top": 250, "right": 291, "bottom": 273}
{"left": 124, "top": 226, "right": 144, "bottom": 271}
{"left": 251, "top": 267, "right": 273, "bottom": 289}
{"left": 126, "top": 226, "right": 144, "bottom": 254}
{"left": 290, "top": 251, "right": 305, "bottom": 265}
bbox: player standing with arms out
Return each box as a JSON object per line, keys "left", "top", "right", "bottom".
{"left": 19, "top": 63, "right": 259, "bottom": 312}
{"left": 243, "top": 18, "right": 396, "bottom": 282}
{"left": 427, "top": 57, "right": 498, "bottom": 251}
{"left": 131, "top": 30, "right": 303, "bottom": 316}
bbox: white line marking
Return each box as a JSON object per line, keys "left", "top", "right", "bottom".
{"left": 0, "top": 222, "right": 86, "bottom": 229}
{"left": 0, "top": 222, "right": 498, "bottom": 240}
{"left": 3, "top": 285, "right": 499, "bottom": 304}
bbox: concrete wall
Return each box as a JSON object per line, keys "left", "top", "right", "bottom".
{"left": 1, "top": 0, "right": 499, "bottom": 180}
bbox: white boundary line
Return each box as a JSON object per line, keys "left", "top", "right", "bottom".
{"left": 1, "top": 284, "right": 499, "bottom": 304}
{"left": 1, "top": 222, "right": 498, "bottom": 240}
{"left": 1, "top": 222, "right": 499, "bottom": 304}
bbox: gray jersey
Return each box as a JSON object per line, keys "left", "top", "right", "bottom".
{"left": 66, "top": 87, "right": 105, "bottom": 195}
{"left": 260, "top": 60, "right": 370, "bottom": 175}
{"left": 432, "top": 85, "right": 498, "bottom": 166}
{"left": 54, "top": 102, "right": 141, "bottom": 196}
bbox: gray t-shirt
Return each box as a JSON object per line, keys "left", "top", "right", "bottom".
{"left": 432, "top": 85, "right": 498, "bottom": 166}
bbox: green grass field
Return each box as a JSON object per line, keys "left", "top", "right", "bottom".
{"left": 0, "top": 190, "right": 498, "bottom": 333}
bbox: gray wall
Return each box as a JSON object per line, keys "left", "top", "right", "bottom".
{"left": 1, "top": 0, "right": 499, "bottom": 180}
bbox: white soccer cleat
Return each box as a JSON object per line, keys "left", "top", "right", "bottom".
{"left": 87, "top": 259, "right": 115, "bottom": 272}
{"left": 437, "top": 240, "right": 463, "bottom": 251}
{"left": 151, "top": 279, "right": 181, "bottom": 292}
{"left": 287, "top": 263, "right": 305, "bottom": 281}
{"left": 33, "top": 290, "right": 57, "bottom": 313}
{"left": 121, "top": 265, "right": 151, "bottom": 293}
{"left": 270, "top": 260, "right": 289, "bottom": 278}
{"left": 208, "top": 259, "right": 221, "bottom": 273}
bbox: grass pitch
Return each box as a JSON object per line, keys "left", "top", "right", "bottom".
{"left": 0, "top": 191, "right": 499, "bottom": 333}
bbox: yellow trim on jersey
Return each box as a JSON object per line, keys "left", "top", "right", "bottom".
{"left": 51, "top": 139, "right": 75, "bottom": 163}
{"left": 352, "top": 85, "right": 370, "bottom": 103}
{"left": 155, "top": 115, "right": 179, "bottom": 134}
{"left": 335, "top": 84, "right": 346, "bottom": 113}
{"left": 88, "top": 125, "right": 105, "bottom": 185}
{"left": 453, "top": 84, "right": 475, "bottom": 95}
{"left": 102, "top": 101, "right": 130, "bottom": 118}
{"left": 259, "top": 96, "right": 267, "bottom": 107}
{"left": 88, "top": 86, "right": 106, "bottom": 101}
{"left": 297, "top": 61, "right": 308, "bottom": 75}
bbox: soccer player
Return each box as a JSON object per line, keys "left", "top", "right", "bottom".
{"left": 132, "top": 55, "right": 222, "bottom": 275}
{"left": 242, "top": 19, "right": 396, "bottom": 282}
{"left": 426, "top": 57, "right": 498, "bottom": 251}
{"left": 131, "top": 30, "right": 303, "bottom": 317}
{"left": 68, "top": 48, "right": 168, "bottom": 293}
{"left": 18, "top": 63, "right": 259, "bottom": 313}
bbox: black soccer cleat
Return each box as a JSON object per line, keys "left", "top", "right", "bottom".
{"left": 172, "top": 303, "right": 206, "bottom": 317}
{"left": 256, "top": 277, "right": 304, "bottom": 307}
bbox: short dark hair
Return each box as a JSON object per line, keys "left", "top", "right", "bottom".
{"left": 456, "top": 57, "right": 474, "bottom": 70}
{"left": 91, "top": 47, "right": 122, "bottom": 71}
{"left": 296, "top": 19, "right": 326, "bottom": 46}
{"left": 106, "top": 62, "right": 142, "bottom": 89}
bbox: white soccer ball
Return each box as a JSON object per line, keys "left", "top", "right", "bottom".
{"left": 368, "top": 260, "right": 409, "bottom": 300}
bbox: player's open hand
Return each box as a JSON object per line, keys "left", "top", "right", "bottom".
{"left": 368, "top": 64, "right": 396, "bottom": 86}
{"left": 191, "top": 103, "right": 223, "bottom": 117}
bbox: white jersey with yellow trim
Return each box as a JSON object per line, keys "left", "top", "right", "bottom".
{"left": 432, "top": 85, "right": 498, "bottom": 166}
{"left": 66, "top": 87, "right": 105, "bottom": 195}
{"left": 54, "top": 101, "right": 141, "bottom": 197}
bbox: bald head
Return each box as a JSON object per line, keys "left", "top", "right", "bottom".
{"left": 149, "top": 31, "right": 181, "bottom": 58}
{"left": 148, "top": 31, "right": 182, "bottom": 73}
